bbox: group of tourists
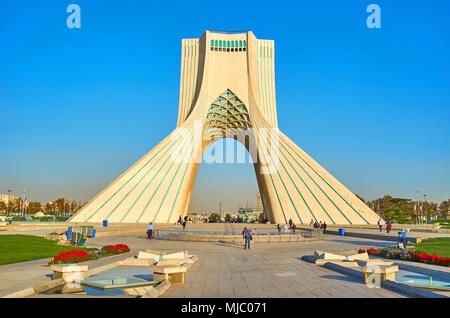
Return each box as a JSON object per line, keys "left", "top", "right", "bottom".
{"left": 146, "top": 215, "right": 192, "bottom": 240}
{"left": 276, "top": 218, "right": 298, "bottom": 234}
{"left": 378, "top": 218, "right": 392, "bottom": 233}
{"left": 177, "top": 215, "right": 191, "bottom": 231}
{"left": 309, "top": 219, "right": 327, "bottom": 233}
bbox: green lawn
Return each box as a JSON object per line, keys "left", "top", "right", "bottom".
{"left": 0, "top": 234, "right": 96, "bottom": 266}
{"left": 414, "top": 237, "right": 450, "bottom": 258}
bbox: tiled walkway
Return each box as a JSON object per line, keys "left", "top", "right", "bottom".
{"left": 3, "top": 228, "right": 441, "bottom": 298}
{"left": 88, "top": 233, "right": 403, "bottom": 298}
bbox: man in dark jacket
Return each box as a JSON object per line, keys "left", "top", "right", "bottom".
{"left": 242, "top": 227, "right": 252, "bottom": 250}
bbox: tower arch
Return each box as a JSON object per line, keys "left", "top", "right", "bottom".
{"left": 69, "top": 30, "right": 381, "bottom": 225}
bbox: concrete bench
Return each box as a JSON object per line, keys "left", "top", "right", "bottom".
{"left": 361, "top": 265, "right": 399, "bottom": 285}
{"left": 315, "top": 259, "right": 359, "bottom": 267}
{"left": 356, "top": 259, "right": 394, "bottom": 267}
{"left": 50, "top": 264, "right": 88, "bottom": 282}
{"left": 149, "top": 265, "right": 187, "bottom": 285}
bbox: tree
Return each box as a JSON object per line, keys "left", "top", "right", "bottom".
{"left": 27, "top": 202, "right": 42, "bottom": 215}
{"left": 383, "top": 207, "right": 412, "bottom": 224}
{"left": 0, "top": 201, "right": 6, "bottom": 213}
{"left": 9, "top": 198, "right": 20, "bottom": 214}
{"left": 439, "top": 199, "right": 449, "bottom": 219}
{"left": 258, "top": 212, "right": 265, "bottom": 223}
{"left": 45, "top": 202, "right": 55, "bottom": 214}
{"left": 225, "top": 213, "right": 232, "bottom": 223}
{"left": 208, "top": 213, "right": 220, "bottom": 223}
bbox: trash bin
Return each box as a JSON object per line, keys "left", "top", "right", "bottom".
{"left": 66, "top": 230, "right": 72, "bottom": 240}
{"left": 92, "top": 229, "right": 96, "bottom": 238}
{"left": 338, "top": 228, "right": 345, "bottom": 236}
{"left": 398, "top": 231, "right": 406, "bottom": 243}
{"left": 103, "top": 220, "right": 108, "bottom": 227}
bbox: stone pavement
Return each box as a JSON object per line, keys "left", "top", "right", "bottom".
{"left": 85, "top": 233, "right": 403, "bottom": 298}
{"left": 1, "top": 222, "right": 448, "bottom": 298}
{"left": 0, "top": 252, "right": 136, "bottom": 297}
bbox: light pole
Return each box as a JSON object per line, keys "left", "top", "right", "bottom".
{"left": 424, "top": 194, "right": 428, "bottom": 223}
{"left": 219, "top": 202, "right": 222, "bottom": 218}
{"left": 416, "top": 191, "right": 420, "bottom": 224}
{"left": 21, "top": 187, "right": 27, "bottom": 218}
{"left": 7, "top": 190, "right": 11, "bottom": 216}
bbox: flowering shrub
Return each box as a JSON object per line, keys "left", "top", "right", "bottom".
{"left": 358, "top": 248, "right": 366, "bottom": 254}
{"left": 410, "top": 253, "right": 450, "bottom": 266}
{"left": 385, "top": 248, "right": 412, "bottom": 260}
{"left": 100, "top": 244, "right": 130, "bottom": 255}
{"left": 360, "top": 246, "right": 450, "bottom": 267}
{"left": 49, "top": 249, "right": 94, "bottom": 264}
{"left": 366, "top": 248, "right": 381, "bottom": 255}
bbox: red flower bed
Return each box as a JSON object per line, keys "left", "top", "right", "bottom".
{"left": 366, "top": 248, "right": 381, "bottom": 255}
{"left": 100, "top": 244, "right": 130, "bottom": 255}
{"left": 410, "top": 253, "right": 450, "bottom": 266}
{"left": 50, "top": 249, "right": 91, "bottom": 264}
{"left": 358, "top": 248, "right": 366, "bottom": 254}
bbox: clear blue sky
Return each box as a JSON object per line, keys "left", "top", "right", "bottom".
{"left": 1, "top": 1, "right": 449, "bottom": 212}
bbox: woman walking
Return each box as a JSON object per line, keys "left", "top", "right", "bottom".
{"left": 386, "top": 220, "right": 392, "bottom": 233}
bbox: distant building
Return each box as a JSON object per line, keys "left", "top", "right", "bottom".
{"left": 0, "top": 194, "right": 18, "bottom": 205}
{"left": 238, "top": 205, "right": 259, "bottom": 214}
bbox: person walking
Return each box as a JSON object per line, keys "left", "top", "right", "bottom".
{"left": 313, "top": 221, "right": 319, "bottom": 231}
{"left": 147, "top": 222, "right": 153, "bottom": 240}
{"left": 291, "top": 223, "right": 296, "bottom": 234}
{"left": 310, "top": 219, "right": 314, "bottom": 227}
{"left": 377, "top": 218, "right": 383, "bottom": 232}
{"left": 322, "top": 222, "right": 327, "bottom": 234}
{"left": 288, "top": 218, "right": 293, "bottom": 229}
{"left": 177, "top": 216, "right": 182, "bottom": 225}
{"left": 277, "top": 224, "right": 281, "bottom": 233}
{"left": 386, "top": 220, "right": 392, "bottom": 233}
{"left": 182, "top": 220, "right": 187, "bottom": 231}
{"left": 242, "top": 227, "right": 252, "bottom": 250}
{"left": 283, "top": 223, "right": 289, "bottom": 233}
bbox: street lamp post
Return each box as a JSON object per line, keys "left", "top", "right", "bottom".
{"left": 416, "top": 191, "right": 420, "bottom": 224}
{"left": 424, "top": 194, "right": 428, "bottom": 224}
{"left": 7, "top": 190, "right": 11, "bottom": 216}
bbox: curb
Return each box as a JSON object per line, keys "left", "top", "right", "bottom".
{"left": 382, "top": 280, "right": 447, "bottom": 298}
{"left": 143, "top": 279, "right": 171, "bottom": 298}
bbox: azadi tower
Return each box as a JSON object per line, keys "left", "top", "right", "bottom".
{"left": 70, "top": 30, "right": 380, "bottom": 225}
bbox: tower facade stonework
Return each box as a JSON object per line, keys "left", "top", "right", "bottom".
{"left": 69, "top": 31, "right": 380, "bottom": 225}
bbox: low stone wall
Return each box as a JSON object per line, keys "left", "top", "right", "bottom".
{"left": 157, "top": 232, "right": 319, "bottom": 243}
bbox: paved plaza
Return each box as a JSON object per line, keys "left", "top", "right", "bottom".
{"left": 1, "top": 223, "right": 449, "bottom": 298}
{"left": 0, "top": 229, "right": 402, "bottom": 298}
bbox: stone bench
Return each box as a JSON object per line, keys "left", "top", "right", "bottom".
{"left": 315, "top": 259, "right": 359, "bottom": 267}
{"left": 50, "top": 264, "right": 88, "bottom": 282}
{"left": 356, "top": 259, "right": 394, "bottom": 267}
{"left": 149, "top": 264, "right": 187, "bottom": 285}
{"left": 361, "top": 265, "right": 399, "bottom": 285}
